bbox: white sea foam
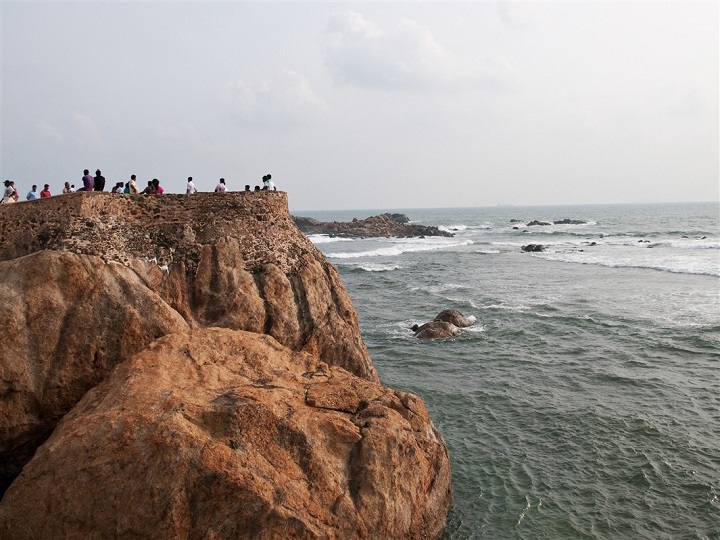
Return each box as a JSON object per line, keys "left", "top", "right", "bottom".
{"left": 439, "top": 224, "right": 468, "bottom": 232}
{"left": 463, "top": 324, "right": 485, "bottom": 334}
{"left": 307, "top": 234, "right": 355, "bottom": 244}
{"left": 408, "top": 283, "right": 466, "bottom": 294}
{"left": 483, "top": 303, "right": 533, "bottom": 312}
{"left": 326, "top": 238, "right": 473, "bottom": 259}
{"left": 534, "top": 251, "right": 720, "bottom": 277}
{"left": 345, "top": 262, "right": 401, "bottom": 272}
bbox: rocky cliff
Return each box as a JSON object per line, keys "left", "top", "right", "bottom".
{"left": 0, "top": 192, "right": 451, "bottom": 539}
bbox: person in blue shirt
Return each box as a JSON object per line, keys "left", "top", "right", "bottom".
{"left": 26, "top": 185, "right": 40, "bottom": 200}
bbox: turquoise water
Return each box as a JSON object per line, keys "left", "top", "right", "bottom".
{"left": 298, "top": 203, "right": 720, "bottom": 539}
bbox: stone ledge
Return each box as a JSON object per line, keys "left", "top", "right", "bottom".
{"left": 0, "top": 191, "right": 313, "bottom": 273}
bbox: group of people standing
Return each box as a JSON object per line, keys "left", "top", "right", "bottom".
{"left": 1, "top": 180, "right": 53, "bottom": 203}
{"left": 2, "top": 170, "right": 279, "bottom": 205}
{"left": 186, "top": 174, "right": 275, "bottom": 194}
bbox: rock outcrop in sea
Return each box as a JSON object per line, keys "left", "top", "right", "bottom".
{"left": 292, "top": 213, "right": 453, "bottom": 238}
{"left": 0, "top": 192, "right": 451, "bottom": 539}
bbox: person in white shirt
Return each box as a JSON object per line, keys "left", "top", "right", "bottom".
{"left": 263, "top": 174, "right": 276, "bottom": 191}
{"left": 186, "top": 177, "right": 197, "bottom": 194}
{"left": 127, "top": 175, "right": 139, "bottom": 194}
{"left": 214, "top": 178, "right": 227, "bottom": 192}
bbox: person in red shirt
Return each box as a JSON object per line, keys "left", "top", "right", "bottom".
{"left": 151, "top": 178, "right": 164, "bottom": 194}
{"left": 40, "top": 184, "right": 51, "bottom": 198}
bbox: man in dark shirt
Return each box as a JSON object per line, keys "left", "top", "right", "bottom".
{"left": 93, "top": 170, "right": 106, "bottom": 191}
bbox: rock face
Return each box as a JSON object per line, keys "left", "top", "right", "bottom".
{"left": 292, "top": 213, "right": 453, "bottom": 238}
{"left": 0, "top": 328, "right": 451, "bottom": 540}
{"left": 0, "top": 251, "right": 189, "bottom": 494}
{"left": 0, "top": 192, "right": 451, "bottom": 538}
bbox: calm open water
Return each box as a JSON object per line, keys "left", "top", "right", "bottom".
{"left": 296, "top": 202, "right": 720, "bottom": 540}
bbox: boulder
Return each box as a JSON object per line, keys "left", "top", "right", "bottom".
{"left": 411, "top": 321, "right": 459, "bottom": 340}
{"left": 433, "top": 309, "right": 476, "bottom": 328}
{"left": 0, "top": 328, "right": 452, "bottom": 540}
{"left": 0, "top": 193, "right": 452, "bottom": 538}
{"left": 521, "top": 244, "right": 545, "bottom": 252}
{"left": 0, "top": 193, "right": 378, "bottom": 496}
{"left": 0, "top": 251, "right": 190, "bottom": 494}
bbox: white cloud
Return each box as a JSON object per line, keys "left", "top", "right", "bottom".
{"left": 222, "top": 69, "right": 327, "bottom": 129}
{"left": 321, "top": 11, "right": 463, "bottom": 91}
{"left": 72, "top": 112, "right": 102, "bottom": 144}
{"left": 38, "top": 121, "right": 62, "bottom": 141}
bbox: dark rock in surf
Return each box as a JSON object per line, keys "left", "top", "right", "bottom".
{"left": 411, "top": 321, "right": 459, "bottom": 340}
{"left": 526, "top": 220, "right": 552, "bottom": 227}
{"left": 433, "top": 309, "right": 476, "bottom": 328}
{"left": 521, "top": 244, "right": 545, "bottom": 252}
{"left": 291, "top": 213, "right": 452, "bottom": 239}
{"left": 553, "top": 219, "right": 586, "bottom": 225}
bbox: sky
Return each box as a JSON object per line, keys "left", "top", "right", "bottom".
{"left": 2, "top": 1, "right": 718, "bottom": 212}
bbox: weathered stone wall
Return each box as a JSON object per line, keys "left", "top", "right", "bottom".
{"left": 0, "top": 191, "right": 306, "bottom": 273}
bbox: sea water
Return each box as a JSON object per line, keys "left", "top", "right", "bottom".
{"left": 296, "top": 202, "right": 720, "bottom": 540}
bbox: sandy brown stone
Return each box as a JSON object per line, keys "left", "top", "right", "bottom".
{"left": 0, "top": 195, "right": 379, "bottom": 493}
{"left": 0, "top": 194, "right": 450, "bottom": 537}
{"left": 0, "top": 329, "right": 451, "bottom": 540}
{"left": 0, "top": 193, "right": 376, "bottom": 380}
{"left": 0, "top": 251, "right": 189, "bottom": 494}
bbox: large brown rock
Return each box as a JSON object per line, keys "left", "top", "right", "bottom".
{"left": 0, "top": 194, "right": 379, "bottom": 494}
{"left": 0, "top": 193, "right": 451, "bottom": 537}
{"left": 0, "top": 328, "right": 452, "bottom": 539}
{"left": 0, "top": 193, "right": 376, "bottom": 380}
{"left": 0, "top": 251, "right": 189, "bottom": 494}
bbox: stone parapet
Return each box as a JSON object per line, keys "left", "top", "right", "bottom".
{"left": 0, "top": 191, "right": 307, "bottom": 273}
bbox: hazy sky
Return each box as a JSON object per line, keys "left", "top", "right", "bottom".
{"left": 2, "top": 2, "right": 718, "bottom": 211}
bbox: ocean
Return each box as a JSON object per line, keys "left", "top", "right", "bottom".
{"left": 294, "top": 202, "right": 720, "bottom": 540}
